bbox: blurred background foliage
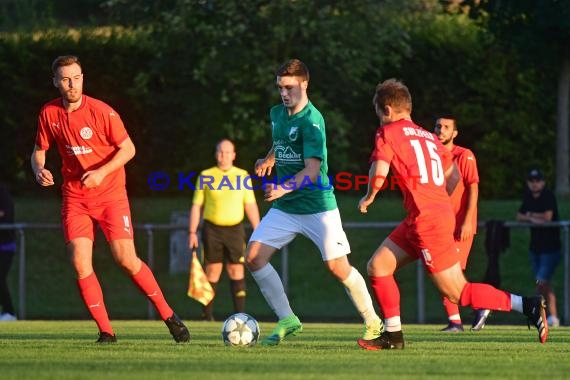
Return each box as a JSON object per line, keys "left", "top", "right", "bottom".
{"left": 0, "top": 0, "right": 568, "bottom": 198}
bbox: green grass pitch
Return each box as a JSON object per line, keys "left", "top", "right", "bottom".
{"left": 1, "top": 321, "right": 569, "bottom": 380}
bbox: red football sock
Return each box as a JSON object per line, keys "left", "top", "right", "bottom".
{"left": 77, "top": 272, "right": 114, "bottom": 335}
{"left": 460, "top": 282, "right": 512, "bottom": 311}
{"left": 442, "top": 296, "right": 461, "bottom": 323}
{"left": 370, "top": 275, "right": 400, "bottom": 318}
{"left": 131, "top": 262, "right": 173, "bottom": 320}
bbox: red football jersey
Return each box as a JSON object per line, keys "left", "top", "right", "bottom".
{"left": 450, "top": 145, "right": 479, "bottom": 233}
{"left": 369, "top": 119, "right": 454, "bottom": 220}
{"left": 35, "top": 95, "right": 129, "bottom": 200}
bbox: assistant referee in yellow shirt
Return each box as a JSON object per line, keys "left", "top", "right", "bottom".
{"left": 188, "top": 139, "right": 260, "bottom": 321}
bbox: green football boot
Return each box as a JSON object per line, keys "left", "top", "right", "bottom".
{"left": 261, "top": 314, "right": 303, "bottom": 346}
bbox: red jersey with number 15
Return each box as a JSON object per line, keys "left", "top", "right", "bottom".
{"left": 35, "top": 95, "right": 129, "bottom": 200}
{"left": 369, "top": 119, "right": 454, "bottom": 221}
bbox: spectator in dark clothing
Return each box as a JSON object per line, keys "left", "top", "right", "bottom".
{"left": 516, "top": 169, "right": 561, "bottom": 327}
{"left": 0, "top": 184, "right": 16, "bottom": 321}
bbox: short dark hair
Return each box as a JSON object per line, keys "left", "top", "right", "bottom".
{"left": 436, "top": 115, "right": 457, "bottom": 130}
{"left": 372, "top": 78, "right": 412, "bottom": 114}
{"left": 275, "top": 59, "right": 309, "bottom": 82}
{"left": 51, "top": 55, "right": 81, "bottom": 76}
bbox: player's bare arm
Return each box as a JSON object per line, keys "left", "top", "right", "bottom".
{"left": 188, "top": 203, "right": 203, "bottom": 249}
{"left": 459, "top": 182, "right": 478, "bottom": 241}
{"left": 444, "top": 162, "right": 460, "bottom": 195}
{"left": 254, "top": 146, "right": 276, "bottom": 177}
{"left": 31, "top": 145, "right": 55, "bottom": 187}
{"left": 358, "top": 159, "right": 390, "bottom": 214}
{"left": 80, "top": 137, "right": 135, "bottom": 189}
{"left": 264, "top": 157, "right": 321, "bottom": 202}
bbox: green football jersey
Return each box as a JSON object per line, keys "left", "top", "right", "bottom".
{"left": 269, "top": 101, "right": 337, "bottom": 214}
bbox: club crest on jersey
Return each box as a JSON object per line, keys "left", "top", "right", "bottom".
{"left": 289, "top": 126, "right": 299, "bottom": 141}
{"left": 80, "top": 127, "right": 93, "bottom": 140}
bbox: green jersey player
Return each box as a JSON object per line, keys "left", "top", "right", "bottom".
{"left": 245, "top": 59, "right": 383, "bottom": 346}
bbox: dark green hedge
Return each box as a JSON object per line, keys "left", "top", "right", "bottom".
{"left": 0, "top": 1, "right": 559, "bottom": 198}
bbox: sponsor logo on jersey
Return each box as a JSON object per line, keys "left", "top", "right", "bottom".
{"left": 274, "top": 145, "right": 302, "bottom": 163}
{"left": 65, "top": 145, "right": 93, "bottom": 156}
{"left": 80, "top": 127, "right": 93, "bottom": 140}
{"left": 288, "top": 126, "right": 299, "bottom": 141}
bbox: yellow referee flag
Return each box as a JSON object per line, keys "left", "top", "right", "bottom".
{"left": 187, "top": 249, "right": 215, "bottom": 305}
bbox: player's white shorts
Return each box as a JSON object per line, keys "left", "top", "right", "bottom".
{"left": 249, "top": 208, "right": 351, "bottom": 261}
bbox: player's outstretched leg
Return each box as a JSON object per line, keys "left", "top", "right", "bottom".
{"left": 357, "top": 330, "right": 405, "bottom": 350}
{"left": 261, "top": 314, "right": 303, "bottom": 346}
{"left": 523, "top": 295, "right": 548, "bottom": 344}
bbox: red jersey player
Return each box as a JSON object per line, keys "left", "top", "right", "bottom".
{"left": 31, "top": 55, "right": 189, "bottom": 343}
{"left": 357, "top": 79, "right": 547, "bottom": 350}
{"left": 434, "top": 116, "right": 480, "bottom": 332}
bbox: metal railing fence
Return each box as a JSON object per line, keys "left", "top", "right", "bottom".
{"left": 0, "top": 221, "right": 568, "bottom": 324}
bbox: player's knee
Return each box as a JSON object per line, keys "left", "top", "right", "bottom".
{"left": 445, "top": 293, "right": 461, "bottom": 304}
{"left": 244, "top": 254, "right": 262, "bottom": 271}
{"left": 325, "top": 257, "right": 351, "bottom": 280}
{"left": 115, "top": 255, "right": 141, "bottom": 275}
{"left": 366, "top": 257, "right": 387, "bottom": 276}
{"left": 244, "top": 243, "right": 271, "bottom": 271}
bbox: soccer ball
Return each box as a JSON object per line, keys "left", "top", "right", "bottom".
{"left": 221, "top": 313, "right": 260, "bottom": 347}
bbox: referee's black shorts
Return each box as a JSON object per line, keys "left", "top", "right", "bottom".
{"left": 202, "top": 220, "right": 246, "bottom": 264}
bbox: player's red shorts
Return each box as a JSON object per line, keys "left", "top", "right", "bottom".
{"left": 389, "top": 212, "right": 459, "bottom": 274}
{"left": 62, "top": 197, "right": 134, "bottom": 243}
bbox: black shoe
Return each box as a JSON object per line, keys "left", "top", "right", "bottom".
{"left": 165, "top": 313, "right": 190, "bottom": 343}
{"left": 96, "top": 332, "right": 117, "bottom": 343}
{"left": 357, "top": 330, "right": 404, "bottom": 350}
{"left": 471, "top": 309, "right": 491, "bottom": 332}
{"left": 440, "top": 322, "right": 464, "bottom": 332}
{"left": 523, "top": 296, "right": 548, "bottom": 344}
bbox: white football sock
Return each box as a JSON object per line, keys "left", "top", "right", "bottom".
{"left": 342, "top": 267, "right": 380, "bottom": 325}
{"left": 385, "top": 316, "right": 402, "bottom": 332}
{"left": 250, "top": 264, "right": 294, "bottom": 320}
{"left": 511, "top": 294, "right": 523, "bottom": 313}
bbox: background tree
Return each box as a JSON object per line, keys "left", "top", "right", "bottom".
{"left": 472, "top": 0, "right": 570, "bottom": 196}
{"left": 0, "top": 0, "right": 563, "bottom": 198}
